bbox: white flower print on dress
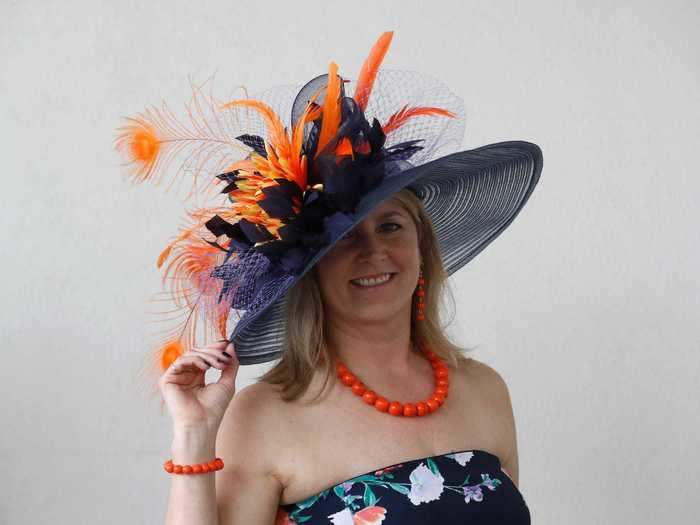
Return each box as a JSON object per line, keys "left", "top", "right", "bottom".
{"left": 328, "top": 507, "right": 354, "bottom": 524}
{"left": 407, "top": 463, "right": 445, "bottom": 505}
{"left": 447, "top": 451, "right": 475, "bottom": 466}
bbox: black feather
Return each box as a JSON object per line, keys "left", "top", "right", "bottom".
{"left": 235, "top": 134, "right": 268, "bottom": 158}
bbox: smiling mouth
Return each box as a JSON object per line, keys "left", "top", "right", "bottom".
{"left": 350, "top": 272, "right": 396, "bottom": 288}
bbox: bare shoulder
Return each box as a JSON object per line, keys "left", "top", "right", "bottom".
{"left": 462, "top": 356, "right": 521, "bottom": 487}
{"left": 461, "top": 357, "right": 509, "bottom": 394}
{"left": 461, "top": 356, "right": 516, "bottom": 424}
{"left": 218, "top": 380, "right": 286, "bottom": 460}
{"left": 230, "top": 378, "right": 284, "bottom": 414}
{"left": 215, "top": 380, "right": 286, "bottom": 524}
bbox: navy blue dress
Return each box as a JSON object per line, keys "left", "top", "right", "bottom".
{"left": 276, "top": 449, "right": 530, "bottom": 524}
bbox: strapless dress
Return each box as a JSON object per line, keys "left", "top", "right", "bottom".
{"left": 275, "top": 448, "right": 530, "bottom": 524}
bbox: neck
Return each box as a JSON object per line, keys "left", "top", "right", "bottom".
{"left": 325, "top": 307, "right": 420, "bottom": 378}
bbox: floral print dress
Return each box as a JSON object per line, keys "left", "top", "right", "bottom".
{"left": 276, "top": 449, "right": 530, "bottom": 524}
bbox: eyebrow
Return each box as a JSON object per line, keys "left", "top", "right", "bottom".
{"left": 377, "top": 211, "right": 405, "bottom": 219}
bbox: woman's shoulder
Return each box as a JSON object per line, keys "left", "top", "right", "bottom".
{"left": 232, "top": 378, "right": 313, "bottom": 425}
{"left": 220, "top": 381, "right": 292, "bottom": 457}
{"left": 456, "top": 354, "right": 503, "bottom": 382}
{"left": 456, "top": 355, "right": 517, "bottom": 439}
{"left": 219, "top": 380, "right": 293, "bottom": 476}
{"left": 453, "top": 355, "right": 514, "bottom": 406}
{"left": 232, "top": 380, "right": 287, "bottom": 417}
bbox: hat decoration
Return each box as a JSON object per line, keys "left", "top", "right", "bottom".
{"left": 115, "top": 31, "right": 469, "bottom": 372}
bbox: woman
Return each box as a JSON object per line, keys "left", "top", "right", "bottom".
{"left": 118, "top": 32, "right": 541, "bottom": 524}
{"left": 161, "top": 189, "right": 532, "bottom": 525}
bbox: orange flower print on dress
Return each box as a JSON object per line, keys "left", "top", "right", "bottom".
{"left": 328, "top": 506, "right": 387, "bottom": 524}
{"left": 274, "top": 507, "right": 295, "bottom": 525}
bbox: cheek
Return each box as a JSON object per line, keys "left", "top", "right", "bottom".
{"left": 316, "top": 257, "right": 347, "bottom": 295}
{"left": 391, "top": 235, "right": 421, "bottom": 261}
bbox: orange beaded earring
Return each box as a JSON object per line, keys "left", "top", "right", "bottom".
{"left": 414, "top": 268, "right": 425, "bottom": 321}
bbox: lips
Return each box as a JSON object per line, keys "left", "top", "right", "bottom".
{"left": 352, "top": 272, "right": 392, "bottom": 280}
{"left": 350, "top": 272, "right": 395, "bottom": 288}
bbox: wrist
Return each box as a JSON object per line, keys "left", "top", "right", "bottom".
{"left": 171, "top": 430, "right": 217, "bottom": 464}
{"left": 172, "top": 421, "right": 218, "bottom": 441}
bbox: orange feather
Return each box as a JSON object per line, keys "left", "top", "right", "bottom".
{"left": 292, "top": 95, "right": 321, "bottom": 156}
{"left": 114, "top": 119, "right": 161, "bottom": 183}
{"left": 315, "top": 62, "right": 342, "bottom": 157}
{"left": 353, "top": 31, "right": 394, "bottom": 111}
{"left": 158, "top": 339, "right": 184, "bottom": 371}
{"left": 291, "top": 92, "right": 321, "bottom": 188}
{"left": 382, "top": 105, "right": 456, "bottom": 135}
{"left": 335, "top": 136, "right": 353, "bottom": 157}
{"left": 221, "top": 99, "right": 290, "bottom": 158}
{"left": 114, "top": 77, "right": 254, "bottom": 201}
{"left": 222, "top": 98, "right": 318, "bottom": 192}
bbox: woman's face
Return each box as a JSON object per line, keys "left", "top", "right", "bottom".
{"left": 316, "top": 197, "right": 422, "bottom": 327}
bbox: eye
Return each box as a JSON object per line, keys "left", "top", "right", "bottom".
{"left": 339, "top": 222, "right": 401, "bottom": 241}
{"left": 381, "top": 222, "right": 402, "bottom": 232}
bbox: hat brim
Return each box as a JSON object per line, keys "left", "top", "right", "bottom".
{"left": 229, "top": 140, "right": 543, "bottom": 364}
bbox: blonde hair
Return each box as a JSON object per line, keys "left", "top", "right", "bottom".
{"left": 256, "top": 188, "right": 474, "bottom": 402}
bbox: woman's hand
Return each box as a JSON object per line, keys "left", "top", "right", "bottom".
{"left": 158, "top": 340, "right": 240, "bottom": 435}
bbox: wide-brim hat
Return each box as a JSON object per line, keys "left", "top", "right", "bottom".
{"left": 234, "top": 141, "right": 541, "bottom": 364}
{"left": 115, "top": 31, "right": 543, "bottom": 368}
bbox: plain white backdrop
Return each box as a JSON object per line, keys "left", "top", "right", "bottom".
{"left": 1, "top": 0, "right": 698, "bottom": 523}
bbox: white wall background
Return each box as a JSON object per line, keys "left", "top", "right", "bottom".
{"left": 1, "top": 0, "right": 698, "bottom": 523}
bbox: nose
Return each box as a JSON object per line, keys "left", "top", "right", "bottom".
{"left": 355, "top": 231, "right": 387, "bottom": 261}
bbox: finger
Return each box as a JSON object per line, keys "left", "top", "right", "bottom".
{"left": 185, "top": 349, "right": 232, "bottom": 370}
{"left": 216, "top": 355, "right": 239, "bottom": 392}
{"left": 224, "top": 342, "right": 238, "bottom": 364}
{"left": 220, "top": 344, "right": 239, "bottom": 369}
{"left": 198, "top": 339, "right": 233, "bottom": 350}
{"left": 168, "top": 355, "right": 210, "bottom": 374}
{"left": 159, "top": 356, "right": 207, "bottom": 389}
{"left": 190, "top": 352, "right": 230, "bottom": 371}
{"left": 188, "top": 344, "right": 235, "bottom": 363}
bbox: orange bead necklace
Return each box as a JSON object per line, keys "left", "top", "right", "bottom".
{"left": 335, "top": 341, "right": 449, "bottom": 417}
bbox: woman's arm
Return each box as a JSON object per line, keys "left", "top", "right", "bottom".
{"left": 214, "top": 383, "right": 285, "bottom": 525}
{"left": 163, "top": 385, "right": 284, "bottom": 525}
{"left": 165, "top": 429, "right": 219, "bottom": 525}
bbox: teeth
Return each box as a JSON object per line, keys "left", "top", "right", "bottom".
{"left": 351, "top": 273, "right": 392, "bottom": 287}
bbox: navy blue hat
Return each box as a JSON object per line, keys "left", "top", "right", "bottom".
{"left": 115, "top": 32, "right": 542, "bottom": 368}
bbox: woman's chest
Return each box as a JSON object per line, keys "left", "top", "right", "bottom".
{"left": 276, "top": 364, "right": 511, "bottom": 506}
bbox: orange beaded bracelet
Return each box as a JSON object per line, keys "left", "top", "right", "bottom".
{"left": 164, "top": 457, "right": 224, "bottom": 474}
